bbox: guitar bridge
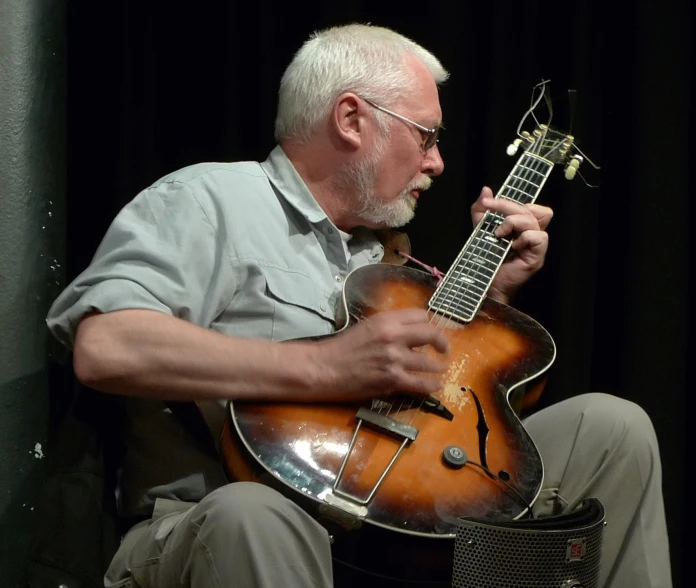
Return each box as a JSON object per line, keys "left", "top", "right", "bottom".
{"left": 330, "top": 407, "right": 419, "bottom": 507}
{"left": 355, "top": 406, "right": 419, "bottom": 440}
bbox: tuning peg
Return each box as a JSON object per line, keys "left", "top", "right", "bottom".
{"left": 506, "top": 138, "right": 523, "bottom": 156}
{"left": 564, "top": 155, "right": 583, "bottom": 180}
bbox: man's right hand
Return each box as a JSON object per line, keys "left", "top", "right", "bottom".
{"left": 310, "top": 308, "right": 450, "bottom": 402}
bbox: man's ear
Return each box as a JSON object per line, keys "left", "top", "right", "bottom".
{"left": 331, "top": 93, "right": 365, "bottom": 149}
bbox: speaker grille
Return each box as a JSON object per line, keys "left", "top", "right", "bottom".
{"left": 452, "top": 499, "right": 605, "bottom": 588}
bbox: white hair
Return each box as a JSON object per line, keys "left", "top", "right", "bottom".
{"left": 274, "top": 24, "right": 449, "bottom": 143}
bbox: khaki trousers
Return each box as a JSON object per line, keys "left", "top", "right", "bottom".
{"left": 105, "top": 393, "right": 673, "bottom": 588}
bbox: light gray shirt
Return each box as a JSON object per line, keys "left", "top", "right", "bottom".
{"left": 46, "top": 146, "right": 385, "bottom": 517}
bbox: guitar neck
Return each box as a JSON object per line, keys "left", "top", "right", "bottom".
{"left": 428, "top": 153, "right": 554, "bottom": 322}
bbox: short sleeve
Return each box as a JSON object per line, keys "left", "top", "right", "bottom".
{"left": 46, "top": 179, "right": 236, "bottom": 348}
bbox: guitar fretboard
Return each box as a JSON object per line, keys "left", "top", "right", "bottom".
{"left": 428, "top": 153, "right": 554, "bottom": 322}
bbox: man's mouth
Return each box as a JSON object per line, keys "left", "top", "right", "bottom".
{"left": 409, "top": 177, "right": 433, "bottom": 200}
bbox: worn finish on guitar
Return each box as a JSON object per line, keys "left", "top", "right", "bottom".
{"left": 223, "top": 264, "right": 555, "bottom": 581}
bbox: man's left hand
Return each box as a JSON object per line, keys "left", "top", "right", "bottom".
{"left": 470, "top": 186, "right": 553, "bottom": 304}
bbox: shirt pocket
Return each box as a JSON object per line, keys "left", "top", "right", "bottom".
{"left": 261, "top": 265, "right": 335, "bottom": 342}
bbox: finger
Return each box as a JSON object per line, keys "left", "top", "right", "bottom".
{"left": 526, "top": 203, "right": 554, "bottom": 230}
{"left": 400, "top": 323, "right": 450, "bottom": 354}
{"left": 470, "top": 186, "right": 495, "bottom": 218}
{"left": 402, "top": 349, "right": 449, "bottom": 374}
{"left": 482, "top": 196, "right": 531, "bottom": 218}
{"left": 495, "top": 213, "right": 541, "bottom": 238}
{"left": 395, "top": 371, "right": 444, "bottom": 396}
{"left": 512, "top": 231, "right": 549, "bottom": 259}
{"left": 376, "top": 308, "right": 432, "bottom": 326}
{"left": 478, "top": 195, "right": 554, "bottom": 231}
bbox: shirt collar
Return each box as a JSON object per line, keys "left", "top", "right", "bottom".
{"left": 260, "top": 145, "right": 384, "bottom": 262}
{"left": 260, "top": 145, "right": 330, "bottom": 225}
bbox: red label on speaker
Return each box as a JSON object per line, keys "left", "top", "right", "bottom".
{"left": 566, "top": 538, "right": 586, "bottom": 562}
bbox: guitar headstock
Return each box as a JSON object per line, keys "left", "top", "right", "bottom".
{"left": 506, "top": 80, "right": 599, "bottom": 182}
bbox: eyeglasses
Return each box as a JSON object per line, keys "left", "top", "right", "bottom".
{"left": 360, "top": 96, "right": 441, "bottom": 152}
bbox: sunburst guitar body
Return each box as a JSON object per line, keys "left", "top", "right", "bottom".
{"left": 220, "top": 94, "right": 590, "bottom": 583}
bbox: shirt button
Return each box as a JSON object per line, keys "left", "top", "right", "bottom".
{"left": 327, "top": 228, "right": 334, "bottom": 234}
{"left": 320, "top": 303, "right": 327, "bottom": 311}
{"left": 334, "top": 275, "right": 342, "bottom": 282}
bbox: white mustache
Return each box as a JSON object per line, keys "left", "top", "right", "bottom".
{"left": 407, "top": 177, "right": 433, "bottom": 193}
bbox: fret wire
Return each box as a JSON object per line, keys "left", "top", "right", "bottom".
{"left": 465, "top": 241, "right": 505, "bottom": 271}
{"left": 508, "top": 174, "right": 540, "bottom": 189}
{"left": 526, "top": 157, "right": 552, "bottom": 176}
{"left": 501, "top": 184, "right": 535, "bottom": 204}
{"left": 461, "top": 259, "right": 495, "bottom": 274}
{"left": 450, "top": 267, "right": 490, "bottom": 285}
{"left": 448, "top": 280, "right": 488, "bottom": 297}
{"left": 507, "top": 182, "right": 538, "bottom": 201}
{"left": 435, "top": 302, "right": 478, "bottom": 319}
{"left": 429, "top": 306, "right": 475, "bottom": 323}
{"left": 443, "top": 247, "right": 498, "bottom": 303}
{"left": 436, "top": 289, "right": 480, "bottom": 305}
{"left": 520, "top": 158, "right": 551, "bottom": 176}
{"left": 470, "top": 214, "right": 508, "bottom": 258}
{"left": 440, "top": 266, "right": 490, "bottom": 283}
{"left": 445, "top": 279, "right": 485, "bottom": 295}
{"left": 455, "top": 263, "right": 494, "bottom": 279}
{"left": 517, "top": 165, "right": 544, "bottom": 178}
{"left": 432, "top": 278, "right": 482, "bottom": 309}
{"left": 502, "top": 187, "right": 535, "bottom": 205}
{"left": 471, "top": 237, "right": 507, "bottom": 255}
{"left": 469, "top": 238, "right": 505, "bottom": 257}
{"left": 431, "top": 153, "right": 554, "bottom": 315}
{"left": 446, "top": 277, "right": 489, "bottom": 298}
{"left": 433, "top": 296, "right": 477, "bottom": 313}
{"left": 507, "top": 172, "right": 540, "bottom": 190}
{"left": 461, "top": 248, "right": 500, "bottom": 264}
{"left": 440, "top": 218, "right": 501, "bottom": 295}
{"left": 521, "top": 158, "right": 548, "bottom": 173}
{"left": 460, "top": 262, "right": 500, "bottom": 282}
{"left": 478, "top": 214, "right": 506, "bottom": 236}
{"left": 433, "top": 281, "right": 479, "bottom": 310}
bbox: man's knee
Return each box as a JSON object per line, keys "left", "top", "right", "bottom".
{"left": 553, "top": 393, "right": 661, "bottom": 478}
{"left": 185, "top": 481, "right": 332, "bottom": 584}
{"left": 576, "top": 392, "right": 657, "bottom": 448}
{"left": 526, "top": 392, "right": 660, "bottom": 468}
{"left": 192, "top": 482, "right": 290, "bottom": 532}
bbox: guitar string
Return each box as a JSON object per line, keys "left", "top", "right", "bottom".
{"left": 373, "top": 156, "right": 550, "bottom": 420}
{"left": 386, "top": 172, "right": 521, "bottom": 420}
{"left": 396, "top": 157, "right": 538, "bottom": 422}
{"left": 429, "top": 152, "right": 547, "bottom": 323}
{"left": 386, "top": 209, "right": 513, "bottom": 421}
{"left": 361, "top": 154, "right": 552, "bottom": 511}
{"left": 383, "top": 154, "right": 550, "bottom": 425}
{"left": 362, "top": 129, "right": 559, "bottom": 505}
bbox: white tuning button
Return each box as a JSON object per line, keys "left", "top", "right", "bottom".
{"left": 506, "top": 138, "right": 522, "bottom": 156}
{"left": 564, "top": 156, "right": 583, "bottom": 180}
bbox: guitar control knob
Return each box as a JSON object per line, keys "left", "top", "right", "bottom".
{"left": 442, "top": 446, "right": 468, "bottom": 469}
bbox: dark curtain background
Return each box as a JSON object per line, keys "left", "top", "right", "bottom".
{"left": 62, "top": 1, "right": 690, "bottom": 585}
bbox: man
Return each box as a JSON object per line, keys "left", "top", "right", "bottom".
{"left": 47, "top": 23, "right": 671, "bottom": 588}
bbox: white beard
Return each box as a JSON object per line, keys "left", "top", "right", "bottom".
{"left": 343, "top": 139, "right": 428, "bottom": 228}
